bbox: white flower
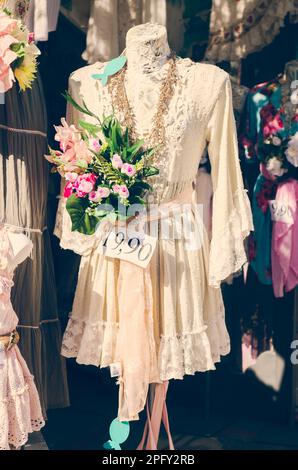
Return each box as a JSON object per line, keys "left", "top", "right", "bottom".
{"left": 272, "top": 136, "right": 281, "bottom": 146}
{"left": 290, "top": 89, "right": 298, "bottom": 106}
{"left": 285, "top": 132, "right": 298, "bottom": 167}
{"left": 266, "top": 157, "right": 288, "bottom": 177}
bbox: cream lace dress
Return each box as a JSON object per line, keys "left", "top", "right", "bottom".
{"left": 55, "top": 58, "right": 253, "bottom": 421}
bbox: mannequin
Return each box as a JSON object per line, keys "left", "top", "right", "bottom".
{"left": 124, "top": 24, "right": 171, "bottom": 137}
{"left": 56, "top": 23, "right": 252, "bottom": 428}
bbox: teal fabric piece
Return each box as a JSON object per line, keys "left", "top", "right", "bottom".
{"left": 251, "top": 174, "right": 273, "bottom": 285}
{"left": 103, "top": 418, "right": 130, "bottom": 450}
{"left": 92, "top": 55, "right": 127, "bottom": 86}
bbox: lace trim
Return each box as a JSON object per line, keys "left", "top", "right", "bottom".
{"left": 0, "top": 375, "right": 45, "bottom": 450}
{"left": 0, "top": 376, "right": 34, "bottom": 404}
{"left": 206, "top": 0, "right": 293, "bottom": 61}
{"left": 62, "top": 314, "right": 230, "bottom": 380}
{"left": 209, "top": 188, "right": 253, "bottom": 288}
{"left": 61, "top": 317, "right": 119, "bottom": 367}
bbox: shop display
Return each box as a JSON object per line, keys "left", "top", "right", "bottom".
{"left": 0, "top": 225, "right": 44, "bottom": 450}
{"left": 241, "top": 60, "right": 298, "bottom": 297}
{"left": 53, "top": 23, "right": 253, "bottom": 422}
{"left": 0, "top": 0, "right": 297, "bottom": 453}
{"left": 0, "top": 4, "right": 69, "bottom": 415}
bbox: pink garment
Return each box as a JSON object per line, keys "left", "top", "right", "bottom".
{"left": 137, "top": 382, "right": 174, "bottom": 450}
{"left": 271, "top": 179, "right": 298, "bottom": 298}
{"left": 0, "top": 226, "right": 44, "bottom": 450}
{"left": 116, "top": 261, "right": 159, "bottom": 421}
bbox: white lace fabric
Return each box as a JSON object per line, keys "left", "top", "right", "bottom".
{"left": 55, "top": 56, "right": 253, "bottom": 421}
{"left": 0, "top": 226, "right": 44, "bottom": 450}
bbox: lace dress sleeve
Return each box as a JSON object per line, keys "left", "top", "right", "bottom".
{"left": 207, "top": 74, "right": 253, "bottom": 288}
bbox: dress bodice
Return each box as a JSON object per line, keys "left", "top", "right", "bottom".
{"left": 66, "top": 58, "right": 230, "bottom": 203}
{"left": 0, "top": 226, "right": 32, "bottom": 334}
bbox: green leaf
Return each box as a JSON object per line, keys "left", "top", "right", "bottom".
{"left": 143, "top": 166, "right": 159, "bottom": 177}
{"left": 66, "top": 194, "right": 99, "bottom": 235}
{"left": 79, "top": 120, "right": 100, "bottom": 135}
{"left": 129, "top": 195, "right": 146, "bottom": 205}
{"left": 127, "top": 141, "right": 144, "bottom": 161}
{"left": 63, "top": 91, "right": 96, "bottom": 119}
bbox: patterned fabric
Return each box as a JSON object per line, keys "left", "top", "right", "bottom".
{"left": 0, "top": 226, "right": 44, "bottom": 450}
{"left": 240, "top": 78, "right": 298, "bottom": 290}
{"left": 206, "top": 0, "right": 298, "bottom": 62}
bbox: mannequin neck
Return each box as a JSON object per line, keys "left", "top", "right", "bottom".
{"left": 284, "top": 60, "right": 298, "bottom": 84}
{"left": 125, "top": 23, "right": 171, "bottom": 74}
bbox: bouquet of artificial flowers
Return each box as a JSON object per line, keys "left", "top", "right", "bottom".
{"left": 0, "top": 8, "right": 40, "bottom": 92}
{"left": 45, "top": 93, "right": 159, "bottom": 235}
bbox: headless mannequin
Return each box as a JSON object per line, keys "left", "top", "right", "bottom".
{"left": 125, "top": 24, "right": 171, "bottom": 133}
{"left": 6, "top": 230, "right": 33, "bottom": 271}
{"left": 125, "top": 24, "right": 174, "bottom": 449}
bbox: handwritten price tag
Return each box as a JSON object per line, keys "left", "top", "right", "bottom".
{"left": 97, "top": 228, "right": 157, "bottom": 268}
{"left": 268, "top": 200, "right": 294, "bottom": 224}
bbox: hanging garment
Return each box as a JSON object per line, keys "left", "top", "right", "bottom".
{"left": 0, "top": 225, "right": 44, "bottom": 450}
{"left": 240, "top": 79, "right": 298, "bottom": 286}
{"left": 55, "top": 58, "right": 253, "bottom": 421}
{"left": 0, "top": 75, "right": 69, "bottom": 415}
{"left": 206, "top": 0, "right": 297, "bottom": 62}
{"left": 26, "top": 0, "right": 61, "bottom": 41}
{"left": 82, "top": 0, "right": 167, "bottom": 63}
{"left": 271, "top": 179, "right": 298, "bottom": 298}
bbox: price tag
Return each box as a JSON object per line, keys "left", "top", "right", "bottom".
{"left": 268, "top": 200, "right": 294, "bottom": 224}
{"left": 97, "top": 228, "right": 157, "bottom": 269}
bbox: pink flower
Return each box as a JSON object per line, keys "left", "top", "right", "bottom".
{"left": 121, "top": 163, "right": 136, "bottom": 177}
{"left": 260, "top": 103, "right": 284, "bottom": 137}
{"left": 89, "top": 138, "right": 101, "bottom": 153}
{"left": 89, "top": 187, "right": 110, "bottom": 203}
{"left": 0, "top": 33, "right": 18, "bottom": 93}
{"left": 73, "top": 140, "right": 92, "bottom": 163}
{"left": 97, "top": 186, "right": 110, "bottom": 198}
{"left": 112, "top": 154, "right": 123, "bottom": 169}
{"left": 89, "top": 191, "right": 101, "bottom": 203}
{"left": 118, "top": 185, "right": 129, "bottom": 199}
{"left": 54, "top": 118, "right": 81, "bottom": 152}
{"left": 112, "top": 184, "right": 121, "bottom": 194}
{"left": 65, "top": 172, "right": 78, "bottom": 183}
{"left": 73, "top": 173, "right": 97, "bottom": 197}
{"left": 113, "top": 183, "right": 130, "bottom": 199}
{"left": 64, "top": 182, "right": 73, "bottom": 198}
{"left": 0, "top": 12, "right": 18, "bottom": 36}
{"left": 28, "top": 32, "right": 35, "bottom": 44}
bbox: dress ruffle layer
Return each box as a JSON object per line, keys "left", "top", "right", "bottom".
{"left": 0, "top": 347, "right": 44, "bottom": 450}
